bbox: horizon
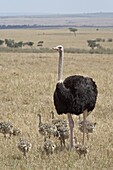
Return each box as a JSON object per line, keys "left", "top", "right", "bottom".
{"left": 0, "top": 11, "right": 113, "bottom": 17}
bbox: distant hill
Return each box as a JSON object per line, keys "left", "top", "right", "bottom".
{"left": 0, "top": 12, "right": 113, "bottom": 28}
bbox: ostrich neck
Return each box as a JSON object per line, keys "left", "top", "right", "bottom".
{"left": 38, "top": 115, "right": 41, "bottom": 127}
{"left": 58, "top": 50, "right": 63, "bottom": 81}
{"left": 51, "top": 111, "right": 54, "bottom": 119}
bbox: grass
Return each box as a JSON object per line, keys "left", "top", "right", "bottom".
{"left": 0, "top": 52, "right": 113, "bottom": 170}
{"left": 0, "top": 28, "right": 113, "bottom": 169}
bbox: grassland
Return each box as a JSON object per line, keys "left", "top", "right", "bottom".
{"left": 0, "top": 28, "right": 113, "bottom": 170}
{"left": 0, "top": 28, "right": 113, "bottom": 50}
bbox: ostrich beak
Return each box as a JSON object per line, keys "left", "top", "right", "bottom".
{"left": 52, "top": 47, "right": 59, "bottom": 51}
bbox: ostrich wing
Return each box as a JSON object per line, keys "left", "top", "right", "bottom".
{"left": 56, "top": 83, "right": 73, "bottom": 104}
{"left": 54, "top": 82, "right": 73, "bottom": 114}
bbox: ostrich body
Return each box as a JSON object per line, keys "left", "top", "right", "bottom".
{"left": 53, "top": 45, "right": 98, "bottom": 148}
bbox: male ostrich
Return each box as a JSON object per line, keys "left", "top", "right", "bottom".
{"left": 53, "top": 45, "right": 98, "bottom": 148}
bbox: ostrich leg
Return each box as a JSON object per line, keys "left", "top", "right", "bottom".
{"left": 67, "top": 113, "right": 74, "bottom": 149}
{"left": 82, "top": 109, "right": 88, "bottom": 145}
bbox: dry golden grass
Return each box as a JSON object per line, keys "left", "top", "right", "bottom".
{"left": 0, "top": 28, "right": 113, "bottom": 170}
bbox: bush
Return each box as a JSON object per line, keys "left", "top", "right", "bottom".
{"left": 5, "top": 39, "right": 15, "bottom": 48}
{"left": 108, "top": 38, "right": 113, "bottom": 42}
{"left": 87, "top": 40, "right": 99, "bottom": 50}
{"left": 26, "top": 42, "right": 34, "bottom": 47}
{"left": 0, "top": 40, "right": 4, "bottom": 45}
{"left": 37, "top": 41, "right": 44, "bottom": 47}
{"left": 96, "top": 38, "right": 102, "bottom": 42}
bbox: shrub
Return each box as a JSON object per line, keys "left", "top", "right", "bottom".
{"left": 87, "top": 40, "right": 100, "bottom": 50}
{"left": 0, "top": 40, "right": 4, "bottom": 45}
{"left": 108, "top": 38, "right": 113, "bottom": 42}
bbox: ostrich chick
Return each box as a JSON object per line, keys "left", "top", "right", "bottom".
{"left": 78, "top": 120, "right": 96, "bottom": 140}
{"left": 17, "top": 138, "right": 32, "bottom": 157}
{"left": 43, "top": 137, "right": 56, "bottom": 155}
{"left": 51, "top": 111, "right": 69, "bottom": 148}
{"left": 38, "top": 113, "right": 57, "bottom": 138}
{"left": 73, "top": 137, "right": 88, "bottom": 158}
{"left": 0, "top": 122, "right": 14, "bottom": 138}
{"left": 0, "top": 122, "right": 21, "bottom": 138}
{"left": 56, "top": 125, "right": 69, "bottom": 148}
{"left": 51, "top": 111, "right": 67, "bottom": 127}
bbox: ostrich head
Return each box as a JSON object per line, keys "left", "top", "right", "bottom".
{"left": 37, "top": 114, "right": 41, "bottom": 127}
{"left": 53, "top": 45, "right": 64, "bottom": 82}
{"left": 53, "top": 45, "right": 64, "bottom": 52}
{"left": 51, "top": 111, "right": 55, "bottom": 119}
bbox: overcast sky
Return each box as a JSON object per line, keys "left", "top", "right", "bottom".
{"left": 0, "top": 0, "right": 113, "bottom": 15}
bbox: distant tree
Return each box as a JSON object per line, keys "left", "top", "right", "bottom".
{"left": 69, "top": 28, "right": 78, "bottom": 36}
{"left": 5, "top": 39, "right": 9, "bottom": 45}
{"left": 5, "top": 39, "right": 15, "bottom": 48}
{"left": 87, "top": 40, "right": 100, "bottom": 50}
{"left": 0, "top": 40, "right": 4, "bottom": 45}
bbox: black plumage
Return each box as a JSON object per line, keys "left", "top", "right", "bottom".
{"left": 54, "top": 75, "right": 98, "bottom": 115}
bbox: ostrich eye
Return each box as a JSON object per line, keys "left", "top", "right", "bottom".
{"left": 59, "top": 47, "right": 62, "bottom": 50}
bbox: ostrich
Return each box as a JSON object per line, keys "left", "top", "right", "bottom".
{"left": 0, "top": 121, "right": 21, "bottom": 138}
{"left": 53, "top": 45, "right": 98, "bottom": 148}
{"left": 17, "top": 138, "right": 32, "bottom": 157}
{"left": 56, "top": 125, "right": 69, "bottom": 148}
{"left": 73, "top": 137, "right": 88, "bottom": 158}
{"left": 51, "top": 111, "right": 67, "bottom": 128}
{"left": 43, "top": 136, "right": 56, "bottom": 155}
{"left": 78, "top": 119, "right": 96, "bottom": 140}
{"left": 51, "top": 111, "right": 69, "bottom": 148}
{"left": 0, "top": 122, "right": 14, "bottom": 138}
{"left": 37, "top": 114, "right": 57, "bottom": 138}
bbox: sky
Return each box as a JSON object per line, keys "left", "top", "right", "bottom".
{"left": 0, "top": 0, "right": 113, "bottom": 15}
